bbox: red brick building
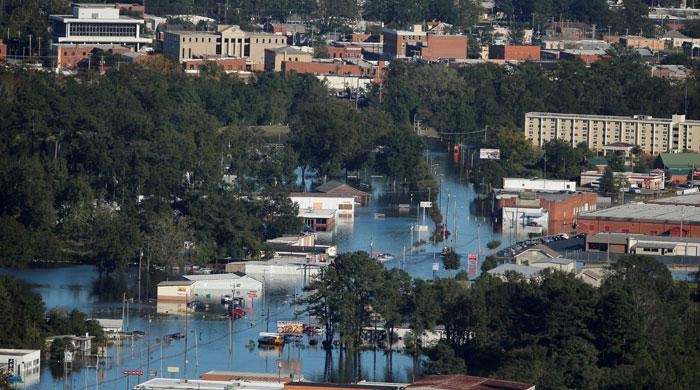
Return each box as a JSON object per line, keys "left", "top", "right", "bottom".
{"left": 0, "top": 40, "right": 7, "bottom": 62}
{"left": 327, "top": 45, "right": 362, "bottom": 59}
{"left": 282, "top": 61, "right": 365, "bottom": 76}
{"left": 577, "top": 201, "right": 700, "bottom": 238}
{"left": 488, "top": 45, "right": 540, "bottom": 61}
{"left": 408, "top": 35, "right": 468, "bottom": 60}
{"left": 53, "top": 44, "right": 132, "bottom": 69}
{"left": 498, "top": 191, "right": 597, "bottom": 235}
{"left": 560, "top": 49, "right": 607, "bottom": 66}
{"left": 183, "top": 57, "right": 247, "bottom": 73}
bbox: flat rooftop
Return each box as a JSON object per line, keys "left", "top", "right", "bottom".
{"left": 651, "top": 193, "right": 700, "bottom": 206}
{"left": 134, "top": 378, "right": 283, "bottom": 390}
{"left": 0, "top": 349, "right": 40, "bottom": 356}
{"left": 588, "top": 232, "right": 700, "bottom": 244}
{"left": 579, "top": 203, "right": 700, "bottom": 223}
{"left": 298, "top": 208, "right": 336, "bottom": 218}
{"left": 526, "top": 112, "right": 700, "bottom": 124}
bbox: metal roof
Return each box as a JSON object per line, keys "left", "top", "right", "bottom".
{"left": 660, "top": 152, "right": 700, "bottom": 168}
{"left": 156, "top": 280, "right": 195, "bottom": 286}
{"left": 487, "top": 264, "right": 542, "bottom": 278}
{"left": 579, "top": 203, "right": 700, "bottom": 224}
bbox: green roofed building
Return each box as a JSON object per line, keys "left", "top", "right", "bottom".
{"left": 659, "top": 152, "right": 700, "bottom": 184}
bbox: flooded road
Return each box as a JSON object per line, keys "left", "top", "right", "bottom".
{"left": 1, "top": 142, "right": 503, "bottom": 389}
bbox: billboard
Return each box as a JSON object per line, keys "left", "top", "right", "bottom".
{"left": 479, "top": 148, "right": 501, "bottom": 160}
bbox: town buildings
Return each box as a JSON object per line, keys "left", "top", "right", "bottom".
{"left": 0, "top": 349, "right": 41, "bottom": 386}
{"left": 288, "top": 193, "right": 355, "bottom": 218}
{"left": 163, "top": 26, "right": 287, "bottom": 65}
{"left": 488, "top": 45, "right": 541, "bottom": 61}
{"left": 183, "top": 273, "right": 263, "bottom": 302}
{"left": 580, "top": 169, "right": 665, "bottom": 190}
{"left": 408, "top": 375, "right": 534, "bottom": 390}
{"left": 264, "top": 46, "right": 313, "bottom": 72}
{"left": 382, "top": 25, "right": 468, "bottom": 60}
{"left": 586, "top": 232, "right": 700, "bottom": 256}
{"left": 0, "top": 40, "right": 6, "bottom": 62}
{"left": 577, "top": 194, "right": 700, "bottom": 237}
{"left": 183, "top": 57, "right": 247, "bottom": 74}
{"left": 52, "top": 43, "right": 132, "bottom": 69}
{"left": 502, "top": 178, "right": 576, "bottom": 192}
{"left": 156, "top": 280, "right": 195, "bottom": 314}
{"left": 619, "top": 35, "right": 665, "bottom": 51}
{"left": 659, "top": 152, "right": 700, "bottom": 184}
{"left": 524, "top": 112, "right": 700, "bottom": 154}
{"left": 496, "top": 185, "right": 597, "bottom": 236}
{"left": 49, "top": 3, "right": 151, "bottom": 49}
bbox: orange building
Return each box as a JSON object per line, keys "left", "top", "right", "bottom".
{"left": 282, "top": 61, "right": 365, "bottom": 76}
{"left": 0, "top": 40, "right": 7, "bottom": 62}
{"left": 53, "top": 44, "right": 132, "bottom": 69}
{"left": 488, "top": 45, "right": 540, "bottom": 61}
{"left": 327, "top": 45, "right": 363, "bottom": 59}
{"left": 559, "top": 49, "right": 607, "bottom": 66}
{"left": 408, "top": 35, "right": 468, "bottom": 60}
{"left": 498, "top": 191, "right": 598, "bottom": 235}
{"left": 183, "top": 57, "right": 247, "bottom": 73}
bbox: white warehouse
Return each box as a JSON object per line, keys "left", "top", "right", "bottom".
{"left": 184, "top": 273, "right": 263, "bottom": 302}
{"left": 502, "top": 178, "right": 576, "bottom": 192}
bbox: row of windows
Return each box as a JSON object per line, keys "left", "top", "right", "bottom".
{"left": 70, "top": 23, "right": 136, "bottom": 37}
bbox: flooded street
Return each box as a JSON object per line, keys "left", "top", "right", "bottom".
{"left": 0, "top": 142, "right": 503, "bottom": 389}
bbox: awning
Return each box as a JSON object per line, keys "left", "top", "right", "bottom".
{"left": 635, "top": 242, "right": 677, "bottom": 250}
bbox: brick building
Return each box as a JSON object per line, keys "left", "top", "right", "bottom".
{"left": 0, "top": 40, "right": 6, "bottom": 62}
{"left": 498, "top": 190, "right": 597, "bottom": 236}
{"left": 407, "top": 34, "right": 468, "bottom": 60}
{"left": 282, "top": 61, "right": 365, "bottom": 77}
{"left": 488, "top": 45, "right": 540, "bottom": 61}
{"left": 327, "top": 45, "right": 363, "bottom": 59}
{"left": 183, "top": 57, "right": 247, "bottom": 73}
{"left": 52, "top": 44, "right": 132, "bottom": 69}
{"left": 559, "top": 49, "right": 607, "bottom": 66}
{"left": 577, "top": 196, "right": 700, "bottom": 238}
{"left": 383, "top": 26, "right": 427, "bottom": 58}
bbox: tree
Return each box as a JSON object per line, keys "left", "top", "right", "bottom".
{"left": 423, "top": 343, "right": 467, "bottom": 375}
{"left": 442, "top": 248, "right": 461, "bottom": 270}
{"left": 0, "top": 276, "right": 45, "bottom": 349}
{"left": 481, "top": 255, "right": 498, "bottom": 271}
{"left": 600, "top": 168, "right": 615, "bottom": 193}
{"left": 486, "top": 240, "right": 501, "bottom": 250}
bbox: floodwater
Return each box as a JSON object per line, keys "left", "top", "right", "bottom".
{"left": 1, "top": 143, "right": 501, "bottom": 389}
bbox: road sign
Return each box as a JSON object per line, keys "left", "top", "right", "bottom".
{"left": 432, "top": 262, "right": 439, "bottom": 271}
{"left": 415, "top": 224, "right": 429, "bottom": 232}
{"left": 7, "top": 358, "right": 14, "bottom": 373}
{"left": 247, "top": 291, "right": 258, "bottom": 298}
{"left": 123, "top": 369, "right": 144, "bottom": 376}
{"left": 468, "top": 253, "right": 477, "bottom": 264}
{"left": 64, "top": 351, "right": 73, "bottom": 363}
{"left": 167, "top": 366, "right": 180, "bottom": 373}
{"left": 419, "top": 201, "right": 432, "bottom": 208}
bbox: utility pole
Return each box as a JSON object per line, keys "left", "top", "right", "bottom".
{"left": 146, "top": 316, "right": 151, "bottom": 378}
{"left": 184, "top": 293, "right": 189, "bottom": 383}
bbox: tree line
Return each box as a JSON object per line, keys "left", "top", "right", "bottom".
{"left": 301, "top": 252, "right": 700, "bottom": 389}
{"left": 0, "top": 59, "right": 428, "bottom": 278}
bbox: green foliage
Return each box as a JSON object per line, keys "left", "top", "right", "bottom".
{"left": 301, "top": 255, "right": 700, "bottom": 388}
{"left": 424, "top": 343, "right": 467, "bottom": 375}
{"left": 600, "top": 168, "right": 615, "bottom": 194}
{"left": 481, "top": 255, "right": 498, "bottom": 271}
{"left": 0, "top": 276, "right": 45, "bottom": 349}
{"left": 486, "top": 240, "right": 501, "bottom": 250}
{"left": 442, "top": 248, "right": 461, "bottom": 270}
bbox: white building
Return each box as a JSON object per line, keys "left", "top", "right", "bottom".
{"left": 0, "top": 349, "right": 41, "bottom": 387}
{"left": 502, "top": 178, "right": 576, "bottom": 192}
{"left": 134, "top": 378, "right": 284, "bottom": 390}
{"left": 288, "top": 193, "right": 355, "bottom": 216}
{"left": 93, "top": 318, "right": 123, "bottom": 338}
{"left": 183, "top": 273, "right": 263, "bottom": 302}
{"left": 502, "top": 206, "right": 549, "bottom": 235}
{"left": 49, "top": 4, "right": 151, "bottom": 49}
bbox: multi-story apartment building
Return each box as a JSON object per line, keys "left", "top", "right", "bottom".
{"left": 524, "top": 112, "right": 700, "bottom": 154}
{"left": 49, "top": 3, "right": 150, "bottom": 49}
